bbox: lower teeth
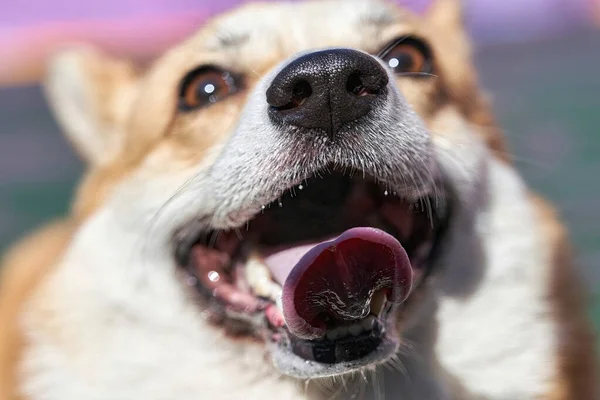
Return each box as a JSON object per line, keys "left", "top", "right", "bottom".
{"left": 369, "top": 290, "right": 387, "bottom": 316}
{"left": 325, "top": 315, "right": 379, "bottom": 341}
{"left": 361, "top": 315, "right": 376, "bottom": 330}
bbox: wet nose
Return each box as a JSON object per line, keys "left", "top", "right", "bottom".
{"left": 266, "top": 49, "right": 388, "bottom": 138}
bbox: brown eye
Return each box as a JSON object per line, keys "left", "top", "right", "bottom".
{"left": 379, "top": 37, "right": 432, "bottom": 75}
{"left": 178, "top": 66, "right": 238, "bottom": 111}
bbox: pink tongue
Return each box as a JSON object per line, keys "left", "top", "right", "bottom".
{"left": 264, "top": 243, "right": 324, "bottom": 285}
{"left": 265, "top": 227, "right": 412, "bottom": 340}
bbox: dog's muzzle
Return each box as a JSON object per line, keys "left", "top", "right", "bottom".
{"left": 176, "top": 45, "right": 449, "bottom": 378}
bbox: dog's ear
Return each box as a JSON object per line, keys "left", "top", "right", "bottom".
{"left": 44, "top": 46, "right": 139, "bottom": 166}
{"left": 426, "top": 0, "right": 463, "bottom": 29}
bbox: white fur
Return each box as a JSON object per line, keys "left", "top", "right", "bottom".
{"left": 436, "top": 159, "right": 555, "bottom": 398}
{"left": 430, "top": 114, "right": 556, "bottom": 398}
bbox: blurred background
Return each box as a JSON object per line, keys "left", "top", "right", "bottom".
{"left": 0, "top": 0, "right": 599, "bottom": 334}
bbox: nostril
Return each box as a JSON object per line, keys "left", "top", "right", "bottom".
{"left": 272, "top": 80, "right": 313, "bottom": 111}
{"left": 347, "top": 59, "right": 389, "bottom": 97}
{"left": 292, "top": 80, "right": 312, "bottom": 104}
{"left": 346, "top": 72, "right": 384, "bottom": 97}
{"left": 346, "top": 72, "right": 368, "bottom": 97}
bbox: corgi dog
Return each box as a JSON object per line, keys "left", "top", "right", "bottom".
{"left": 0, "top": 0, "right": 597, "bottom": 399}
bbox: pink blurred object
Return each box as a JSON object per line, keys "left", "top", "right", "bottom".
{"left": 0, "top": 0, "right": 595, "bottom": 85}
{"left": 0, "top": 13, "right": 207, "bottom": 85}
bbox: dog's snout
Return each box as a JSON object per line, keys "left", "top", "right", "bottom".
{"left": 266, "top": 49, "right": 388, "bottom": 137}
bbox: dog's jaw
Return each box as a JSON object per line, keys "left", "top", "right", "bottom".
{"left": 19, "top": 126, "right": 558, "bottom": 400}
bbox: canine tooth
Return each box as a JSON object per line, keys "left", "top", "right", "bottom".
{"left": 370, "top": 290, "right": 387, "bottom": 316}
{"left": 361, "top": 315, "right": 376, "bottom": 331}
{"left": 275, "top": 293, "right": 284, "bottom": 315}
{"left": 245, "top": 253, "right": 282, "bottom": 301}
{"left": 348, "top": 324, "right": 363, "bottom": 336}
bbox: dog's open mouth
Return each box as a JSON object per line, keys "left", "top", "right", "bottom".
{"left": 174, "top": 168, "right": 449, "bottom": 376}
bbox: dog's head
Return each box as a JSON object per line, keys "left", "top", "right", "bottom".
{"left": 44, "top": 0, "right": 504, "bottom": 379}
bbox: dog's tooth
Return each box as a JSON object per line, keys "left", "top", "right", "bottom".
{"left": 245, "top": 253, "right": 281, "bottom": 301}
{"left": 326, "top": 327, "right": 341, "bottom": 341}
{"left": 369, "top": 290, "right": 387, "bottom": 316}
{"left": 275, "top": 292, "right": 283, "bottom": 314}
{"left": 325, "top": 329, "right": 335, "bottom": 341}
{"left": 361, "top": 315, "right": 376, "bottom": 331}
{"left": 348, "top": 323, "right": 363, "bottom": 336}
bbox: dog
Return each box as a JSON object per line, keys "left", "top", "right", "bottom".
{"left": 0, "top": 0, "right": 597, "bottom": 398}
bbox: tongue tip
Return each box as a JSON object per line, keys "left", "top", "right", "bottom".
{"left": 328, "top": 227, "right": 414, "bottom": 304}
{"left": 280, "top": 227, "right": 413, "bottom": 339}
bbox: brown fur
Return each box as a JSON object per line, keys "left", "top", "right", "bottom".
{"left": 422, "top": 0, "right": 509, "bottom": 162}
{"left": 529, "top": 194, "right": 598, "bottom": 399}
{"left": 0, "top": 221, "right": 74, "bottom": 400}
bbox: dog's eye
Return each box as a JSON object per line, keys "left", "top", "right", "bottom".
{"left": 178, "top": 66, "right": 238, "bottom": 111}
{"left": 379, "top": 37, "right": 432, "bottom": 75}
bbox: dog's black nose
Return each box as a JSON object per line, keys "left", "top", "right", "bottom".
{"left": 266, "top": 49, "right": 388, "bottom": 138}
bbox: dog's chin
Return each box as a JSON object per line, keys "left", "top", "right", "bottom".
{"left": 173, "top": 167, "right": 451, "bottom": 378}
{"left": 268, "top": 308, "right": 401, "bottom": 379}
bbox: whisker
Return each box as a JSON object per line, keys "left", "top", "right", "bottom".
{"left": 397, "top": 71, "right": 439, "bottom": 79}
{"left": 137, "top": 171, "right": 205, "bottom": 277}
{"left": 208, "top": 230, "right": 220, "bottom": 248}
{"left": 234, "top": 227, "right": 244, "bottom": 240}
{"left": 325, "top": 377, "right": 345, "bottom": 400}
{"left": 360, "top": 369, "right": 368, "bottom": 384}
{"left": 371, "top": 369, "right": 384, "bottom": 400}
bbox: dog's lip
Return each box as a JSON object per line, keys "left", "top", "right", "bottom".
{"left": 267, "top": 307, "right": 400, "bottom": 378}
{"left": 216, "top": 166, "right": 438, "bottom": 232}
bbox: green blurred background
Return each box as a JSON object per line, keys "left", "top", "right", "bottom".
{"left": 0, "top": 0, "right": 599, "bottom": 340}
